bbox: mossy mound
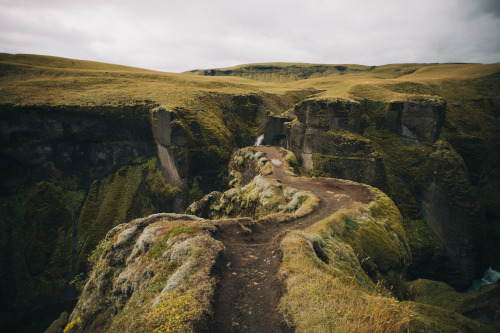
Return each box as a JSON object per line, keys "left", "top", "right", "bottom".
{"left": 65, "top": 213, "right": 223, "bottom": 333}
{"left": 278, "top": 187, "right": 494, "bottom": 332}
{"left": 187, "top": 148, "right": 319, "bottom": 222}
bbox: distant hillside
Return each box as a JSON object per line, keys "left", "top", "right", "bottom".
{"left": 0, "top": 53, "right": 159, "bottom": 73}
{"left": 186, "top": 62, "right": 449, "bottom": 82}
{"left": 187, "top": 62, "right": 373, "bottom": 81}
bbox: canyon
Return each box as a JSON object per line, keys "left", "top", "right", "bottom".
{"left": 0, "top": 54, "right": 499, "bottom": 331}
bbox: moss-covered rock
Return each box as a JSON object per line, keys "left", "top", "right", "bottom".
{"left": 287, "top": 100, "right": 388, "bottom": 191}
{"left": 387, "top": 98, "right": 446, "bottom": 142}
{"left": 279, "top": 188, "right": 495, "bottom": 332}
{"left": 76, "top": 158, "right": 182, "bottom": 274}
{"left": 65, "top": 213, "right": 223, "bottom": 333}
{"left": 420, "top": 141, "right": 481, "bottom": 290}
{"left": 187, "top": 148, "right": 319, "bottom": 222}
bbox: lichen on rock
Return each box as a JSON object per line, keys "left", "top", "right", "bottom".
{"left": 64, "top": 213, "right": 223, "bottom": 333}
{"left": 187, "top": 148, "right": 319, "bottom": 222}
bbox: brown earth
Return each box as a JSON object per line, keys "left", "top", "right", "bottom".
{"left": 209, "top": 146, "right": 370, "bottom": 332}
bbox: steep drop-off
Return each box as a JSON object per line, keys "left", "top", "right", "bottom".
{"left": 1, "top": 54, "right": 499, "bottom": 331}
{"left": 0, "top": 86, "right": 312, "bottom": 330}
{"left": 65, "top": 147, "right": 498, "bottom": 332}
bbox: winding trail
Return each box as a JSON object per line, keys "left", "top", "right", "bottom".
{"left": 210, "top": 146, "right": 370, "bottom": 332}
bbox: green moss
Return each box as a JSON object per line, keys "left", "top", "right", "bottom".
{"left": 364, "top": 127, "right": 432, "bottom": 218}
{"left": 66, "top": 216, "right": 222, "bottom": 332}
{"left": 76, "top": 158, "right": 182, "bottom": 273}
{"left": 22, "top": 182, "right": 73, "bottom": 274}
{"left": 148, "top": 226, "right": 199, "bottom": 260}
{"left": 189, "top": 176, "right": 205, "bottom": 202}
{"left": 404, "top": 219, "right": 443, "bottom": 252}
{"left": 280, "top": 205, "right": 413, "bottom": 332}
{"left": 409, "top": 279, "right": 468, "bottom": 311}
{"left": 279, "top": 186, "right": 495, "bottom": 332}
{"left": 343, "top": 215, "right": 359, "bottom": 231}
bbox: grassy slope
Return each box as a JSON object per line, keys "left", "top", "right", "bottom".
{"left": 2, "top": 54, "right": 499, "bottom": 108}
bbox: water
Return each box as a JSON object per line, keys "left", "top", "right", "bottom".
{"left": 254, "top": 134, "right": 264, "bottom": 146}
{"left": 466, "top": 267, "right": 500, "bottom": 293}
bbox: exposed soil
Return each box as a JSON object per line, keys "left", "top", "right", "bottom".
{"left": 209, "top": 146, "right": 370, "bottom": 333}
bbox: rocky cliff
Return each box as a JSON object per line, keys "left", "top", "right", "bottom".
{"left": 1, "top": 54, "right": 499, "bottom": 332}
{"left": 64, "top": 147, "right": 498, "bottom": 332}
{"left": 0, "top": 89, "right": 309, "bottom": 330}
{"left": 0, "top": 103, "right": 188, "bottom": 330}
{"left": 278, "top": 94, "right": 490, "bottom": 290}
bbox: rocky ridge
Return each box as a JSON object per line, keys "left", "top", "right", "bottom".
{"left": 63, "top": 147, "right": 498, "bottom": 332}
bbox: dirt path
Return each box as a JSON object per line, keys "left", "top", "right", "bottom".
{"left": 210, "top": 146, "right": 369, "bottom": 332}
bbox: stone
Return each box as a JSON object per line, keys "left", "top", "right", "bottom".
{"left": 387, "top": 98, "right": 446, "bottom": 142}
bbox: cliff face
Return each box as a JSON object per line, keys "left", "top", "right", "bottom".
{"left": 280, "top": 96, "right": 486, "bottom": 290}
{"left": 387, "top": 98, "right": 446, "bottom": 142}
{"left": 66, "top": 146, "right": 498, "bottom": 332}
{"left": 187, "top": 63, "right": 371, "bottom": 81}
{"left": 0, "top": 90, "right": 298, "bottom": 329}
{"left": 0, "top": 104, "right": 186, "bottom": 329}
{"left": 420, "top": 142, "right": 481, "bottom": 289}
{"left": 0, "top": 104, "right": 156, "bottom": 180}
{"left": 286, "top": 98, "right": 388, "bottom": 193}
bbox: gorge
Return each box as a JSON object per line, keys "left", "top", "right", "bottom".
{"left": 0, "top": 54, "right": 499, "bottom": 332}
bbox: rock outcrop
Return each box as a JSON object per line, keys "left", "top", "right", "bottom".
{"left": 0, "top": 104, "right": 184, "bottom": 330}
{"left": 0, "top": 104, "right": 156, "bottom": 180}
{"left": 65, "top": 213, "right": 223, "bottom": 332}
{"left": 387, "top": 98, "right": 446, "bottom": 142}
{"left": 66, "top": 144, "right": 498, "bottom": 332}
{"left": 151, "top": 106, "right": 189, "bottom": 211}
{"left": 263, "top": 115, "right": 288, "bottom": 147}
{"left": 186, "top": 148, "right": 319, "bottom": 222}
{"left": 286, "top": 98, "right": 388, "bottom": 191}
{"left": 188, "top": 63, "right": 371, "bottom": 81}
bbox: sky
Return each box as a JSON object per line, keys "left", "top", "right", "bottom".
{"left": 1, "top": 0, "right": 499, "bottom": 72}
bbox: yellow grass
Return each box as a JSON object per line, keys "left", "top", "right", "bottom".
{"left": 1, "top": 53, "right": 499, "bottom": 108}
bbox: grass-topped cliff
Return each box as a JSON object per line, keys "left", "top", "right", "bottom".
{"left": 1, "top": 53, "right": 499, "bottom": 331}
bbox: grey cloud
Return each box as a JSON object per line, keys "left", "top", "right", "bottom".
{"left": 478, "top": 0, "right": 500, "bottom": 17}
{"left": 0, "top": 0, "right": 498, "bottom": 72}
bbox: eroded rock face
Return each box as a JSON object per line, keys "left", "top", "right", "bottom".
{"left": 151, "top": 107, "right": 189, "bottom": 211}
{"left": 0, "top": 105, "right": 156, "bottom": 180}
{"left": 187, "top": 148, "right": 318, "bottom": 221}
{"left": 387, "top": 98, "right": 446, "bottom": 142}
{"left": 263, "top": 115, "right": 287, "bottom": 147}
{"left": 294, "top": 98, "right": 364, "bottom": 133}
{"left": 286, "top": 98, "right": 388, "bottom": 191}
{"left": 420, "top": 142, "right": 481, "bottom": 290}
{"left": 0, "top": 104, "right": 186, "bottom": 329}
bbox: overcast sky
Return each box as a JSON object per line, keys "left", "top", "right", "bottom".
{"left": 1, "top": 0, "right": 499, "bottom": 72}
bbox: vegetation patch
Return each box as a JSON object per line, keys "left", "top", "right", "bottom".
{"left": 65, "top": 214, "right": 222, "bottom": 333}
{"left": 187, "top": 148, "right": 319, "bottom": 222}
{"left": 279, "top": 189, "right": 492, "bottom": 332}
